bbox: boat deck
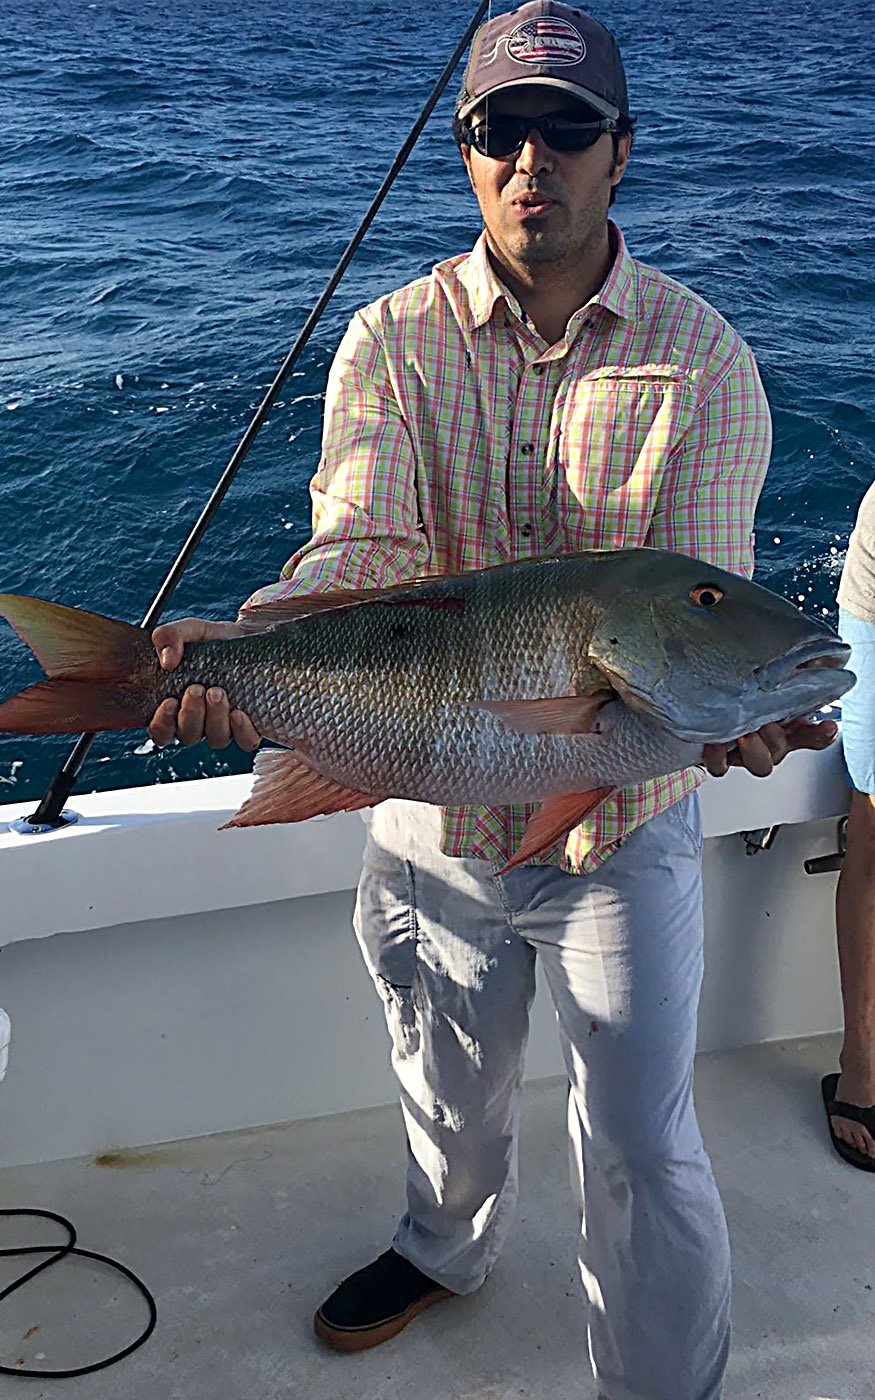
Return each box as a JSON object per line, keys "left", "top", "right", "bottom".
{"left": 0, "top": 1032, "right": 870, "bottom": 1400}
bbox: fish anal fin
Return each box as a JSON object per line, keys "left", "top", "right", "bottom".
{"left": 498, "top": 787, "right": 614, "bottom": 874}
{"left": 222, "top": 747, "right": 383, "bottom": 828}
{"left": 478, "top": 692, "right": 613, "bottom": 736}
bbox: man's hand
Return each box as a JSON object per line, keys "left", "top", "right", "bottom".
{"left": 148, "top": 618, "right": 261, "bottom": 751}
{"left": 703, "top": 716, "right": 839, "bottom": 779}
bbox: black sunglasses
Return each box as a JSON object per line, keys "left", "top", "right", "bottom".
{"left": 462, "top": 111, "right": 617, "bottom": 159}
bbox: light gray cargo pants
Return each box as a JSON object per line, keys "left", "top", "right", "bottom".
{"left": 353, "top": 794, "right": 730, "bottom": 1400}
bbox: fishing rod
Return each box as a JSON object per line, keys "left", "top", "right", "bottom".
{"left": 17, "top": 0, "right": 491, "bottom": 835}
{"left": 3, "top": 1, "right": 492, "bottom": 1381}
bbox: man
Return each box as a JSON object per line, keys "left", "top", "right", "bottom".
{"left": 148, "top": 5, "right": 835, "bottom": 1395}
{"left": 822, "top": 480, "right": 875, "bottom": 1169}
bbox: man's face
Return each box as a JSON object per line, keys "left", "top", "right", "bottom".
{"left": 460, "top": 86, "right": 630, "bottom": 269}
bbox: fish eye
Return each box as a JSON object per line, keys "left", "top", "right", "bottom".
{"left": 690, "top": 583, "right": 724, "bottom": 609}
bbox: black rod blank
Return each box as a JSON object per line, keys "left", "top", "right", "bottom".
{"left": 24, "top": 0, "right": 489, "bottom": 830}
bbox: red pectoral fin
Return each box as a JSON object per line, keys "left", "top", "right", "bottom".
{"left": 477, "top": 692, "right": 614, "bottom": 736}
{"left": 221, "top": 747, "right": 383, "bottom": 828}
{"left": 497, "top": 787, "right": 614, "bottom": 874}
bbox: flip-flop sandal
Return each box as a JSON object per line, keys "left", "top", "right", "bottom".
{"left": 821, "top": 1073, "right": 875, "bottom": 1172}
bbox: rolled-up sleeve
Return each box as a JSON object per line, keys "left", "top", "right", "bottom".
{"left": 242, "top": 310, "right": 430, "bottom": 611}
{"left": 645, "top": 343, "right": 772, "bottom": 577}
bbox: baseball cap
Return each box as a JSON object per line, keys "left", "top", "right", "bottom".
{"left": 455, "top": 2, "right": 630, "bottom": 124}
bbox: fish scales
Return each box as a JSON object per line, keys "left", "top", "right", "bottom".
{"left": 167, "top": 557, "right": 610, "bottom": 801}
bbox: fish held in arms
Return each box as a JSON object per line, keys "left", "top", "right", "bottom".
{"left": 0, "top": 548, "right": 855, "bottom": 872}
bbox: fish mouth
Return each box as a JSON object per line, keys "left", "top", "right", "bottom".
{"left": 753, "top": 637, "right": 851, "bottom": 690}
{"left": 607, "top": 637, "right": 856, "bottom": 745}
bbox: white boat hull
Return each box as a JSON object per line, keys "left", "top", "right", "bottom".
{"left": 0, "top": 746, "right": 850, "bottom": 1169}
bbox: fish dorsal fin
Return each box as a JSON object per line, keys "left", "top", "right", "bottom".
{"left": 498, "top": 787, "right": 614, "bottom": 873}
{"left": 235, "top": 575, "right": 467, "bottom": 632}
{"left": 235, "top": 590, "right": 377, "bottom": 631}
{"left": 221, "top": 747, "right": 384, "bottom": 828}
{"left": 477, "top": 693, "right": 613, "bottom": 735}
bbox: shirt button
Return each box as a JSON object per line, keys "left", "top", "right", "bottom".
{"left": 520, "top": 522, "right": 533, "bottom": 538}
{"left": 520, "top": 443, "right": 535, "bottom": 455}
{"left": 532, "top": 364, "right": 543, "bottom": 375}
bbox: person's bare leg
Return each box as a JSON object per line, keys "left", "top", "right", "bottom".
{"left": 833, "top": 790, "right": 875, "bottom": 1156}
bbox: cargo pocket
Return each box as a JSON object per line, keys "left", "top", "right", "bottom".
{"left": 670, "top": 793, "right": 704, "bottom": 858}
{"left": 353, "top": 839, "right": 421, "bottom": 1059}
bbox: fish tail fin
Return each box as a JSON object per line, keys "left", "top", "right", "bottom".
{"left": 0, "top": 594, "right": 159, "bottom": 734}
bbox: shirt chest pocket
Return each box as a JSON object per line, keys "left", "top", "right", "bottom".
{"left": 556, "top": 368, "right": 695, "bottom": 550}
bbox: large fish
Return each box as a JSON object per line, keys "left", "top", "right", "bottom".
{"left": 0, "top": 548, "right": 855, "bottom": 869}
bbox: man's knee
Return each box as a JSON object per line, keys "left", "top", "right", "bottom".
{"left": 581, "top": 1088, "right": 705, "bottom": 1171}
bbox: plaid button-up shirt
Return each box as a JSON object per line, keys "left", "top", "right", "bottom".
{"left": 245, "top": 224, "right": 772, "bottom": 873}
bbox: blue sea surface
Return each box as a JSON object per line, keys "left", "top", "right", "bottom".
{"left": 1, "top": 0, "right": 873, "bottom": 805}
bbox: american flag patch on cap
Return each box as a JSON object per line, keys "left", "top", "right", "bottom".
{"left": 507, "top": 17, "right": 586, "bottom": 66}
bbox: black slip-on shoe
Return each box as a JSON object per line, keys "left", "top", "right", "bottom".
{"left": 822, "top": 1072, "right": 875, "bottom": 1172}
{"left": 314, "top": 1248, "right": 455, "bottom": 1352}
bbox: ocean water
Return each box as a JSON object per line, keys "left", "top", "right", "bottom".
{"left": 1, "top": 0, "right": 873, "bottom": 806}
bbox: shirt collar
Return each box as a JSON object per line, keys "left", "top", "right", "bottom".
{"left": 594, "top": 222, "right": 639, "bottom": 324}
{"left": 456, "top": 234, "right": 514, "bottom": 329}
{"left": 455, "top": 221, "right": 640, "bottom": 331}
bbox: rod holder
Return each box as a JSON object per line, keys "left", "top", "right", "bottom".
{"left": 740, "top": 825, "right": 781, "bottom": 856}
{"left": 804, "top": 815, "right": 848, "bottom": 875}
{"left": 10, "top": 810, "right": 80, "bottom": 836}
